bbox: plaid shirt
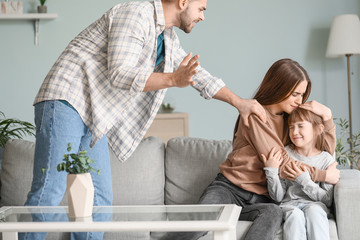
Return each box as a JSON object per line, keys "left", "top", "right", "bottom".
{"left": 34, "top": 0, "right": 225, "bottom": 162}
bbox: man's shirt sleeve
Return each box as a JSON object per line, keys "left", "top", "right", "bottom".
{"left": 107, "top": 6, "right": 154, "bottom": 95}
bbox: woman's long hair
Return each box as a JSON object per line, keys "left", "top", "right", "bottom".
{"left": 253, "top": 59, "right": 312, "bottom": 105}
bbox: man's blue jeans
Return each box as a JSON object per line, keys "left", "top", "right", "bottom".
{"left": 21, "top": 100, "right": 113, "bottom": 240}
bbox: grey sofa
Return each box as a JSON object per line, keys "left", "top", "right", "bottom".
{"left": 1, "top": 137, "right": 360, "bottom": 240}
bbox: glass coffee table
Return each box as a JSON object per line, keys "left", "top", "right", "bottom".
{"left": 0, "top": 204, "right": 241, "bottom": 240}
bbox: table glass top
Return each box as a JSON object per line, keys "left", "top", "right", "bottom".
{"left": 0, "top": 205, "right": 223, "bottom": 223}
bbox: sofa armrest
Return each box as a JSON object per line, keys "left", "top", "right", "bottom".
{"left": 334, "top": 169, "right": 360, "bottom": 240}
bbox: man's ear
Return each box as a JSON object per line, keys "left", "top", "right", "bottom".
{"left": 178, "top": 0, "right": 189, "bottom": 10}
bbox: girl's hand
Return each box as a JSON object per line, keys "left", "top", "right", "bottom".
{"left": 261, "top": 147, "right": 282, "bottom": 168}
{"left": 299, "top": 100, "right": 332, "bottom": 121}
{"left": 283, "top": 161, "right": 307, "bottom": 180}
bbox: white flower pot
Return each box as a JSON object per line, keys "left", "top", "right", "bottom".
{"left": 66, "top": 173, "right": 94, "bottom": 218}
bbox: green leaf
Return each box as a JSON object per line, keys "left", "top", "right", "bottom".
{"left": 70, "top": 154, "right": 79, "bottom": 161}
{"left": 87, "top": 159, "right": 95, "bottom": 164}
{"left": 67, "top": 142, "right": 72, "bottom": 152}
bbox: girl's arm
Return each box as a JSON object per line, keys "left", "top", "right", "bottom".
{"left": 264, "top": 167, "right": 287, "bottom": 202}
{"left": 297, "top": 172, "right": 334, "bottom": 207}
{"left": 262, "top": 148, "right": 287, "bottom": 202}
{"left": 288, "top": 160, "right": 334, "bottom": 207}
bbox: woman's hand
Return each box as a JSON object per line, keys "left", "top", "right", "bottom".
{"left": 261, "top": 147, "right": 282, "bottom": 168}
{"left": 283, "top": 161, "right": 307, "bottom": 180}
{"left": 299, "top": 100, "right": 332, "bottom": 121}
{"left": 325, "top": 162, "right": 340, "bottom": 184}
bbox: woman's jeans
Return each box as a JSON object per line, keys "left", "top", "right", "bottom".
{"left": 161, "top": 173, "right": 282, "bottom": 240}
{"left": 282, "top": 203, "right": 330, "bottom": 240}
{"left": 20, "top": 100, "right": 113, "bottom": 240}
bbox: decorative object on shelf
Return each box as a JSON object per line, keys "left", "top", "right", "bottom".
{"left": 335, "top": 118, "right": 360, "bottom": 170}
{"left": 42, "top": 142, "right": 100, "bottom": 218}
{"left": 37, "top": 0, "right": 47, "bottom": 13}
{"left": 326, "top": 14, "right": 360, "bottom": 169}
{"left": 0, "top": 110, "right": 35, "bottom": 148}
{"left": 161, "top": 103, "right": 175, "bottom": 113}
{"left": 1, "top": 0, "right": 23, "bottom": 14}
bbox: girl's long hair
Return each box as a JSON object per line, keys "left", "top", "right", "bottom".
{"left": 253, "top": 59, "right": 312, "bottom": 105}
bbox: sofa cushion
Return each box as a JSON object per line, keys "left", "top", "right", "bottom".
{"left": 164, "top": 137, "right": 232, "bottom": 205}
{"left": 109, "top": 136, "right": 165, "bottom": 205}
{"left": 1, "top": 139, "right": 35, "bottom": 206}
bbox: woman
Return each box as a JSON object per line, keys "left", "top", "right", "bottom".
{"left": 162, "top": 58, "right": 340, "bottom": 240}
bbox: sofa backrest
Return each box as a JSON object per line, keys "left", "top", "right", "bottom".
{"left": 1, "top": 139, "right": 35, "bottom": 206}
{"left": 109, "top": 136, "right": 165, "bottom": 205}
{"left": 164, "top": 137, "right": 232, "bottom": 205}
{"left": 0, "top": 137, "right": 165, "bottom": 207}
{"left": 1, "top": 136, "right": 232, "bottom": 208}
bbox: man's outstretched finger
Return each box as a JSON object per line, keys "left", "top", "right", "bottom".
{"left": 189, "top": 55, "right": 200, "bottom": 65}
{"left": 189, "top": 61, "right": 200, "bottom": 72}
{"left": 181, "top": 52, "right": 193, "bottom": 65}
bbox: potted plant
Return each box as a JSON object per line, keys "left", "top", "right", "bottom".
{"left": 43, "top": 143, "right": 100, "bottom": 218}
{"left": 335, "top": 118, "right": 360, "bottom": 170}
{"left": 0, "top": 111, "right": 35, "bottom": 148}
{"left": 161, "top": 103, "right": 174, "bottom": 113}
{"left": 37, "top": 0, "right": 47, "bottom": 13}
{"left": 0, "top": 111, "right": 35, "bottom": 164}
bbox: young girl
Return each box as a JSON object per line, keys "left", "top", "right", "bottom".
{"left": 161, "top": 58, "right": 339, "bottom": 240}
{"left": 263, "top": 108, "right": 335, "bottom": 240}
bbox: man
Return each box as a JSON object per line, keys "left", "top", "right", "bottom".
{"left": 23, "top": 0, "right": 266, "bottom": 239}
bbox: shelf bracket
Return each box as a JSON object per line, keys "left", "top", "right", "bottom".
{"left": 0, "top": 14, "right": 58, "bottom": 46}
{"left": 34, "top": 19, "right": 39, "bottom": 46}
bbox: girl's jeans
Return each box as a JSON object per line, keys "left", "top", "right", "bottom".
{"left": 161, "top": 173, "right": 282, "bottom": 240}
{"left": 20, "top": 100, "right": 113, "bottom": 240}
{"left": 282, "top": 202, "right": 330, "bottom": 240}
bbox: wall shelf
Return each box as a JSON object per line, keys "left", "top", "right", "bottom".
{"left": 0, "top": 13, "right": 58, "bottom": 45}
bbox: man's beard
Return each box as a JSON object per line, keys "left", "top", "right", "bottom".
{"left": 179, "top": 8, "right": 193, "bottom": 33}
